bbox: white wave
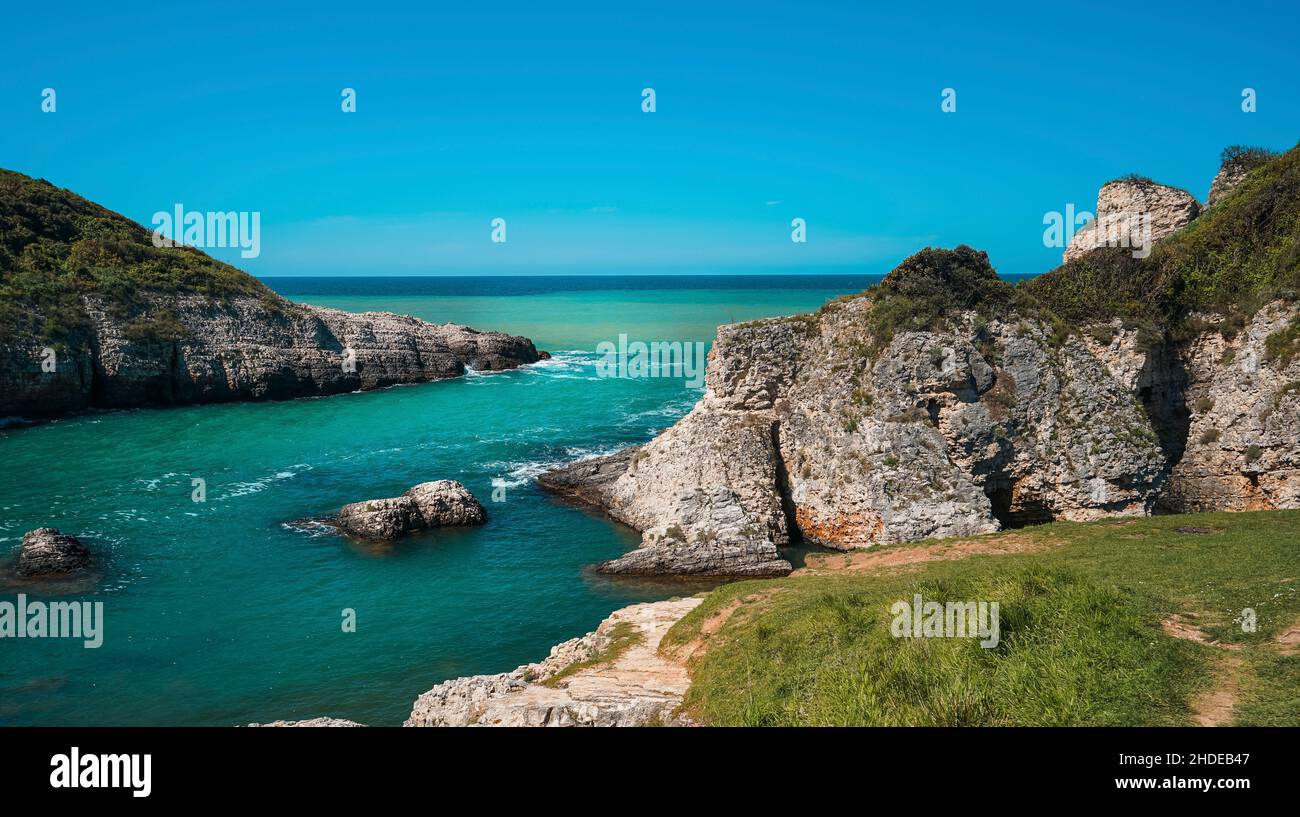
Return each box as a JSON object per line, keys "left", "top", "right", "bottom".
{"left": 219, "top": 463, "right": 313, "bottom": 500}
{"left": 492, "top": 445, "right": 628, "bottom": 488}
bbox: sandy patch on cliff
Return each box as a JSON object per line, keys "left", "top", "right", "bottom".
{"left": 792, "top": 532, "right": 1055, "bottom": 577}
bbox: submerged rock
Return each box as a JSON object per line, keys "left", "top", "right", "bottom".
{"left": 14, "top": 528, "right": 92, "bottom": 577}
{"left": 335, "top": 480, "right": 486, "bottom": 540}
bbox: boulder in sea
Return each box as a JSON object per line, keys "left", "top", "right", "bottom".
{"left": 15, "top": 528, "right": 93, "bottom": 577}
{"left": 335, "top": 480, "right": 487, "bottom": 540}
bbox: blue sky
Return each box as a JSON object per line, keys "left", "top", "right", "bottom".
{"left": 3, "top": 0, "right": 1298, "bottom": 276}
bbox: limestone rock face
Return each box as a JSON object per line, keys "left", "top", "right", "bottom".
{"left": 405, "top": 597, "right": 701, "bottom": 727}
{"left": 540, "top": 252, "right": 1175, "bottom": 575}
{"left": 1207, "top": 148, "right": 1275, "bottom": 208}
{"left": 1063, "top": 178, "right": 1200, "bottom": 262}
{"left": 0, "top": 293, "right": 544, "bottom": 419}
{"left": 1161, "top": 302, "right": 1300, "bottom": 512}
{"left": 14, "top": 528, "right": 92, "bottom": 577}
{"left": 335, "top": 480, "right": 487, "bottom": 540}
{"left": 248, "top": 717, "right": 365, "bottom": 727}
{"left": 1208, "top": 162, "right": 1252, "bottom": 208}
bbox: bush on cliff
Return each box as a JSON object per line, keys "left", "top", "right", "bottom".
{"left": 1023, "top": 141, "right": 1300, "bottom": 329}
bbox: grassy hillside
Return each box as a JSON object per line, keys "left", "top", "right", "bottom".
{"left": 0, "top": 168, "right": 280, "bottom": 344}
{"left": 665, "top": 510, "right": 1300, "bottom": 726}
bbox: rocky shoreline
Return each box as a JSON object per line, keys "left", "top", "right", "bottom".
{"left": 0, "top": 168, "right": 547, "bottom": 422}
{"left": 0, "top": 292, "right": 546, "bottom": 421}
{"left": 537, "top": 149, "right": 1300, "bottom": 577}
{"left": 405, "top": 597, "right": 702, "bottom": 727}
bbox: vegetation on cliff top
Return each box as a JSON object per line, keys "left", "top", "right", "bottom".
{"left": 1022, "top": 141, "right": 1300, "bottom": 329}
{"left": 832, "top": 142, "right": 1299, "bottom": 354}
{"left": 666, "top": 509, "right": 1300, "bottom": 726}
{"left": 0, "top": 168, "right": 281, "bottom": 343}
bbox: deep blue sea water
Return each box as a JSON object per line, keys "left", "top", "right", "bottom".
{"left": 1, "top": 274, "right": 882, "bottom": 726}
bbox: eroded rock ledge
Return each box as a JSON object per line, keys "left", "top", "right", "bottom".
{"left": 405, "top": 597, "right": 702, "bottom": 727}
{"left": 0, "top": 293, "right": 545, "bottom": 419}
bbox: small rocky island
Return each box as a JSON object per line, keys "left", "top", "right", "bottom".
{"left": 333, "top": 480, "right": 487, "bottom": 540}
{"left": 12, "top": 527, "right": 93, "bottom": 577}
{"left": 0, "top": 169, "right": 546, "bottom": 421}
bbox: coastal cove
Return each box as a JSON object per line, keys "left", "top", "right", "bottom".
{"left": 0, "top": 275, "right": 868, "bottom": 726}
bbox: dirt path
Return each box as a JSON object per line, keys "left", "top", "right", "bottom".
{"left": 1161, "top": 614, "right": 1243, "bottom": 727}
{"left": 793, "top": 532, "right": 1055, "bottom": 577}
{"left": 1277, "top": 615, "right": 1300, "bottom": 656}
{"left": 667, "top": 589, "right": 782, "bottom": 663}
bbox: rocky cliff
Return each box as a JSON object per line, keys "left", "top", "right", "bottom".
{"left": 542, "top": 143, "right": 1300, "bottom": 577}
{"left": 1063, "top": 177, "right": 1199, "bottom": 262}
{"left": 405, "top": 597, "right": 702, "bottom": 727}
{"left": 0, "top": 169, "right": 544, "bottom": 420}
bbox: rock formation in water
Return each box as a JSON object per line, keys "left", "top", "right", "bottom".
{"left": 335, "top": 480, "right": 487, "bottom": 540}
{"left": 542, "top": 143, "right": 1300, "bottom": 577}
{"left": 13, "top": 528, "right": 93, "bottom": 577}
{"left": 0, "top": 169, "right": 545, "bottom": 421}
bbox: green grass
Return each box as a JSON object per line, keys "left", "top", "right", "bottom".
{"left": 667, "top": 510, "right": 1300, "bottom": 726}
{"left": 540, "top": 621, "right": 643, "bottom": 688}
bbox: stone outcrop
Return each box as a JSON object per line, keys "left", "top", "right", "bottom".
{"left": 1208, "top": 163, "right": 1251, "bottom": 209}
{"left": 539, "top": 248, "right": 1181, "bottom": 575}
{"left": 13, "top": 528, "right": 92, "bottom": 577}
{"left": 1159, "top": 303, "right": 1300, "bottom": 512}
{"left": 1207, "top": 147, "right": 1276, "bottom": 208}
{"left": 405, "top": 597, "right": 701, "bottom": 727}
{"left": 335, "top": 480, "right": 487, "bottom": 540}
{"left": 248, "top": 717, "right": 366, "bottom": 727}
{"left": 0, "top": 293, "right": 545, "bottom": 420}
{"left": 1063, "top": 177, "right": 1200, "bottom": 262}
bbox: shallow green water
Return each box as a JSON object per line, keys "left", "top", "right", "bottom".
{"left": 0, "top": 278, "right": 865, "bottom": 725}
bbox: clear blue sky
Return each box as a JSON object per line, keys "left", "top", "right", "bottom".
{"left": 3, "top": 0, "right": 1297, "bottom": 276}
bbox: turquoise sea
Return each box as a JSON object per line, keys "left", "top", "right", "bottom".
{"left": 0, "top": 275, "right": 872, "bottom": 726}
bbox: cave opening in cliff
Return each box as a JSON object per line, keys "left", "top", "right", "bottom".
{"left": 984, "top": 479, "right": 1055, "bottom": 528}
